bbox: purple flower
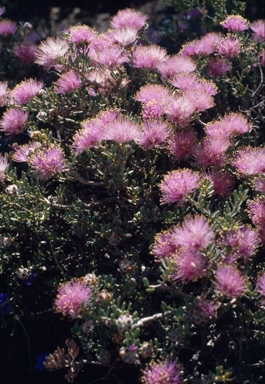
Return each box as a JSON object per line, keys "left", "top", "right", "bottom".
{"left": 217, "top": 35, "right": 242, "bottom": 58}
{"left": 132, "top": 45, "right": 167, "bottom": 70}
{"left": 170, "top": 73, "right": 218, "bottom": 95}
{"left": 97, "top": 45, "right": 129, "bottom": 70}
{"left": 0, "top": 7, "right": 6, "bottom": 16}
{"left": 201, "top": 169, "right": 234, "bottom": 196}
{"left": 160, "top": 169, "right": 200, "bottom": 205}
{"left": 54, "top": 278, "right": 93, "bottom": 319}
{"left": 68, "top": 25, "right": 97, "bottom": 45}
{"left": 35, "top": 37, "right": 69, "bottom": 70}
{"left": 220, "top": 15, "right": 249, "bottom": 32}
{"left": 11, "top": 79, "right": 44, "bottom": 105}
{"left": 13, "top": 42, "right": 37, "bottom": 64}
{"left": 195, "top": 136, "right": 229, "bottom": 167}
{"left": 54, "top": 70, "right": 82, "bottom": 94}
{"left": 105, "top": 118, "right": 140, "bottom": 143}
{"left": 214, "top": 265, "right": 248, "bottom": 297}
{"left": 11, "top": 142, "right": 41, "bottom": 163}
{"left": 0, "top": 20, "right": 17, "bottom": 36}
{"left": 256, "top": 273, "right": 265, "bottom": 303}
{"left": 0, "top": 293, "right": 11, "bottom": 314}
{"left": 167, "top": 129, "right": 198, "bottom": 162}
{"left": 173, "top": 249, "right": 210, "bottom": 282}
{"left": 29, "top": 145, "right": 67, "bottom": 180}
{"left": 0, "top": 108, "right": 29, "bottom": 136}
{"left": 164, "top": 94, "right": 196, "bottom": 126}
{"left": 250, "top": 20, "right": 265, "bottom": 42}
{"left": 111, "top": 27, "right": 138, "bottom": 46}
{"left": 72, "top": 119, "right": 104, "bottom": 154}
{"left": 206, "top": 57, "right": 232, "bottom": 77}
{"left": 110, "top": 9, "right": 147, "bottom": 31}
{"left": 248, "top": 198, "right": 265, "bottom": 243}
{"left": 151, "top": 228, "right": 179, "bottom": 260}
{"left": 157, "top": 55, "right": 196, "bottom": 80}
{"left": 137, "top": 120, "right": 171, "bottom": 149}
{"left": 231, "top": 146, "right": 265, "bottom": 176}
{"left": 142, "top": 358, "right": 182, "bottom": 384}
{"left": 35, "top": 353, "right": 49, "bottom": 372}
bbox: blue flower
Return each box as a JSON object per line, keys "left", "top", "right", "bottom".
{"left": 0, "top": 293, "right": 11, "bottom": 314}
{"left": 35, "top": 353, "right": 49, "bottom": 372}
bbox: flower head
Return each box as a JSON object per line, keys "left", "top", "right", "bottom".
{"left": 29, "top": 145, "right": 66, "bottom": 180}
{"left": 160, "top": 169, "right": 200, "bottom": 205}
{"left": 97, "top": 45, "right": 129, "bottom": 70}
{"left": 217, "top": 35, "right": 242, "bottom": 58}
{"left": 110, "top": 9, "right": 147, "bottom": 30}
{"left": 111, "top": 27, "right": 138, "bottom": 46}
{"left": 167, "top": 129, "right": 198, "bottom": 162}
{"left": 250, "top": 20, "right": 265, "bottom": 41}
{"left": 170, "top": 73, "right": 218, "bottom": 95}
{"left": 253, "top": 177, "right": 265, "bottom": 193}
{"left": 54, "top": 70, "right": 82, "bottom": 94}
{"left": 11, "top": 79, "right": 44, "bottom": 105}
{"left": 221, "top": 15, "right": 249, "bottom": 32}
{"left": 181, "top": 33, "right": 222, "bottom": 57}
{"left": 231, "top": 146, "right": 265, "bottom": 176}
{"left": 0, "top": 108, "right": 29, "bottom": 136}
{"left": 151, "top": 228, "right": 179, "bottom": 260}
{"left": 141, "top": 358, "right": 182, "bottom": 384}
{"left": 173, "top": 249, "right": 209, "bottom": 282}
{"left": 12, "top": 142, "right": 41, "bottom": 162}
{"left": 184, "top": 89, "right": 215, "bottom": 112}
{"left": 256, "top": 272, "right": 265, "bottom": 302}
{"left": 248, "top": 198, "right": 265, "bottom": 243}
{"left": 201, "top": 169, "right": 234, "bottom": 196}
{"left": 0, "top": 81, "right": 9, "bottom": 107}
{"left": 214, "top": 265, "right": 248, "bottom": 297}
{"left": 68, "top": 25, "right": 97, "bottom": 45}
{"left": 195, "top": 136, "right": 229, "bottom": 167}
{"left": 35, "top": 37, "right": 69, "bottom": 70}
{"left": 157, "top": 55, "right": 196, "bottom": 80}
{"left": 0, "top": 154, "right": 8, "bottom": 182}
{"left": 135, "top": 84, "right": 169, "bottom": 104}
{"left": 137, "top": 120, "right": 171, "bottom": 149}
{"left": 13, "top": 42, "right": 37, "bottom": 64}
{"left": 0, "top": 20, "right": 17, "bottom": 36}
{"left": 105, "top": 118, "right": 140, "bottom": 143}
{"left": 165, "top": 94, "right": 196, "bottom": 126}
{"left": 206, "top": 113, "right": 251, "bottom": 140}
{"left": 206, "top": 57, "right": 232, "bottom": 77}
{"left": 54, "top": 278, "right": 93, "bottom": 319}
{"left": 132, "top": 45, "right": 167, "bottom": 70}
{"left": 72, "top": 119, "right": 105, "bottom": 154}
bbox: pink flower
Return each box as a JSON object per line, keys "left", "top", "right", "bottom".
{"left": 173, "top": 215, "right": 215, "bottom": 252}
{"left": 10, "top": 79, "right": 44, "bottom": 105}
{"left": 110, "top": 9, "right": 147, "bottom": 31}
{"left": 164, "top": 94, "right": 196, "bottom": 126}
{"left": 0, "top": 108, "right": 29, "bottom": 135}
{"left": 231, "top": 146, "right": 265, "bottom": 176}
{"left": 132, "top": 45, "right": 167, "bottom": 70}
{"left": 54, "top": 279, "right": 93, "bottom": 319}
{"left": 220, "top": 226, "right": 260, "bottom": 261}
{"left": 184, "top": 89, "right": 215, "bottom": 112}
{"left": 221, "top": 15, "right": 249, "bottom": 32}
{"left": 217, "top": 35, "right": 242, "bottom": 58}
{"left": 137, "top": 120, "right": 171, "bottom": 149}
{"left": 142, "top": 358, "right": 182, "bottom": 384}
{"left": 105, "top": 118, "right": 140, "bottom": 143}
{"left": 256, "top": 272, "right": 265, "bottom": 301}
{"left": 248, "top": 198, "right": 265, "bottom": 243}
{"left": 250, "top": 20, "right": 265, "bottom": 42}
{"left": 160, "top": 169, "right": 200, "bottom": 205}
{"left": 111, "top": 27, "right": 138, "bottom": 46}
{"left": 12, "top": 142, "right": 41, "bottom": 162}
{"left": 206, "top": 57, "right": 232, "bottom": 77}
{"left": 199, "top": 32, "right": 223, "bottom": 55}
{"left": 29, "top": 145, "right": 66, "bottom": 180}
{"left": 97, "top": 45, "right": 129, "bottom": 70}
{"left": 157, "top": 55, "right": 196, "bottom": 80}
{"left": 68, "top": 25, "right": 97, "bottom": 45}
{"left": 72, "top": 120, "right": 104, "bottom": 154}
{"left": 253, "top": 177, "right": 265, "bottom": 193}
{"left": 151, "top": 228, "right": 179, "bottom": 260}
{"left": 54, "top": 70, "right": 82, "bottom": 94}
{"left": 142, "top": 100, "right": 165, "bottom": 120}
{"left": 173, "top": 249, "right": 209, "bottom": 282}
{"left": 35, "top": 37, "right": 69, "bottom": 70}
{"left": 135, "top": 84, "right": 170, "bottom": 104}
{"left": 170, "top": 73, "right": 218, "bottom": 95}
{"left": 97, "top": 109, "right": 121, "bottom": 125}
{"left": 205, "top": 113, "right": 252, "bottom": 139}
{"left": 13, "top": 42, "right": 37, "bottom": 64}
{"left": 0, "top": 82, "right": 9, "bottom": 107}
{"left": 0, "top": 7, "right": 6, "bottom": 16}
{"left": 214, "top": 265, "right": 248, "bottom": 297}
{"left": 201, "top": 169, "right": 234, "bottom": 196}
{"left": 256, "top": 50, "right": 265, "bottom": 66}
{"left": 167, "top": 129, "right": 198, "bottom": 162}
{"left": 0, "top": 20, "right": 17, "bottom": 36}
{"left": 195, "top": 136, "right": 229, "bottom": 167}
{"left": 0, "top": 154, "right": 8, "bottom": 182}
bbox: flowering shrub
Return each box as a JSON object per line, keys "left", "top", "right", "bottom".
{"left": 0, "top": 2, "right": 264, "bottom": 383}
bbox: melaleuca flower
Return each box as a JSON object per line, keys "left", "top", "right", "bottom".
{"left": 220, "top": 225, "right": 260, "bottom": 261}
{"left": 54, "top": 70, "right": 82, "bottom": 94}
{"left": 214, "top": 265, "right": 248, "bottom": 297}
{"left": 137, "top": 120, "right": 172, "bottom": 149}
{"left": 256, "top": 272, "right": 265, "bottom": 303}
{"left": 132, "top": 45, "right": 167, "bottom": 70}
{"left": 0, "top": 20, "right": 17, "bottom": 36}
{"left": 250, "top": 20, "right": 265, "bottom": 41}
{"left": 105, "top": 118, "right": 140, "bottom": 143}
{"left": 151, "top": 228, "right": 179, "bottom": 260}
{"left": 97, "top": 109, "right": 121, "bottom": 125}
{"left": 0, "top": 108, "right": 29, "bottom": 135}
{"left": 173, "top": 249, "right": 210, "bottom": 282}
{"left": 201, "top": 169, "right": 234, "bottom": 196}
{"left": 221, "top": 15, "right": 249, "bottom": 32}
{"left": 135, "top": 84, "right": 170, "bottom": 104}
{"left": 173, "top": 215, "right": 215, "bottom": 252}
{"left": 54, "top": 279, "right": 93, "bottom": 319}
{"left": 170, "top": 73, "right": 218, "bottom": 95}
{"left": 0, "top": 154, "right": 8, "bottom": 182}
{"left": 205, "top": 113, "right": 252, "bottom": 139}
{"left": 185, "top": 89, "right": 215, "bottom": 113}
{"left": 111, "top": 27, "right": 138, "bottom": 45}
{"left": 206, "top": 57, "right": 232, "bottom": 77}
{"left": 164, "top": 94, "right": 196, "bottom": 126}
{"left": 141, "top": 358, "right": 182, "bottom": 384}
{"left": 195, "top": 136, "right": 229, "bottom": 167}
{"left": 0, "top": 82, "right": 10, "bottom": 107}
{"left": 231, "top": 146, "right": 265, "bottom": 176}
{"left": 157, "top": 55, "right": 196, "bottom": 80}
{"left": 217, "top": 35, "right": 242, "bottom": 58}
{"left": 198, "top": 32, "right": 223, "bottom": 55}
{"left": 256, "top": 50, "right": 265, "bottom": 66}
{"left": 160, "top": 169, "right": 200, "bottom": 205}
{"left": 142, "top": 100, "right": 166, "bottom": 120}
{"left": 248, "top": 198, "right": 265, "bottom": 243}
{"left": 68, "top": 25, "right": 97, "bottom": 45}
{"left": 97, "top": 45, "right": 129, "bottom": 70}
{"left": 11, "top": 142, "right": 41, "bottom": 162}
{"left": 10, "top": 79, "right": 44, "bottom": 105}
{"left": 110, "top": 8, "right": 147, "bottom": 30}
{"left": 253, "top": 177, "right": 265, "bottom": 193}
{"left": 13, "top": 42, "right": 37, "bottom": 64}
{"left": 180, "top": 39, "right": 202, "bottom": 57}
{"left": 72, "top": 119, "right": 105, "bottom": 154}
{"left": 35, "top": 37, "right": 69, "bottom": 70}
{"left": 167, "top": 129, "right": 198, "bottom": 162}
{"left": 29, "top": 144, "right": 67, "bottom": 180}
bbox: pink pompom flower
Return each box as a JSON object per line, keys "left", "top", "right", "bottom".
{"left": 253, "top": 177, "right": 265, "bottom": 193}
{"left": 12, "top": 142, "right": 41, "bottom": 162}
{"left": 11, "top": 79, "right": 44, "bottom": 105}
{"left": 0, "top": 82, "right": 10, "bottom": 107}
{"left": 54, "top": 278, "right": 93, "bottom": 319}
{"left": 110, "top": 8, "right": 147, "bottom": 31}
{"left": 250, "top": 20, "right": 265, "bottom": 42}
{"left": 97, "top": 45, "right": 129, "bottom": 70}
{"left": 105, "top": 118, "right": 140, "bottom": 143}
{"left": 111, "top": 27, "right": 139, "bottom": 46}
{"left": 68, "top": 25, "right": 97, "bottom": 45}
{"left": 214, "top": 265, "right": 248, "bottom": 297}
{"left": 157, "top": 55, "right": 196, "bottom": 80}
{"left": 137, "top": 120, "right": 172, "bottom": 149}
{"left": 132, "top": 45, "right": 167, "bottom": 70}
{"left": 201, "top": 169, "right": 234, "bottom": 196}
{"left": 217, "top": 35, "right": 242, "bottom": 58}
{"left": 35, "top": 37, "right": 69, "bottom": 70}
{"left": 206, "top": 57, "right": 232, "bottom": 77}
{"left": 0, "top": 108, "right": 29, "bottom": 135}
{"left": 248, "top": 198, "right": 265, "bottom": 243}
{"left": 54, "top": 70, "right": 82, "bottom": 94}
{"left": 195, "top": 136, "right": 229, "bottom": 167}
{"left": 256, "top": 272, "right": 265, "bottom": 302}
{"left": 13, "top": 42, "right": 37, "bottom": 64}
{"left": 173, "top": 249, "right": 210, "bottom": 282}
{"left": 167, "top": 129, "right": 198, "bottom": 162}
{"left": 165, "top": 94, "right": 196, "bottom": 126}
{"left": 151, "top": 228, "right": 179, "bottom": 260}
{"left": 135, "top": 84, "right": 170, "bottom": 104}
{"left": 0, "top": 20, "right": 17, "bottom": 36}
{"left": 184, "top": 89, "right": 215, "bottom": 113}
{"left": 72, "top": 119, "right": 105, "bottom": 155}
{"left": 205, "top": 113, "right": 251, "bottom": 140}
{"left": 160, "top": 169, "right": 200, "bottom": 205}
{"left": 231, "top": 146, "right": 265, "bottom": 176}
{"left": 220, "top": 15, "right": 249, "bottom": 32}
{"left": 29, "top": 144, "right": 67, "bottom": 180}
{"left": 170, "top": 73, "right": 218, "bottom": 95}
{"left": 141, "top": 358, "right": 182, "bottom": 384}
{"left": 0, "top": 154, "right": 8, "bottom": 182}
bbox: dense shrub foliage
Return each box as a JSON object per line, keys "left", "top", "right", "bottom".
{"left": 0, "top": 1, "right": 264, "bottom": 383}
